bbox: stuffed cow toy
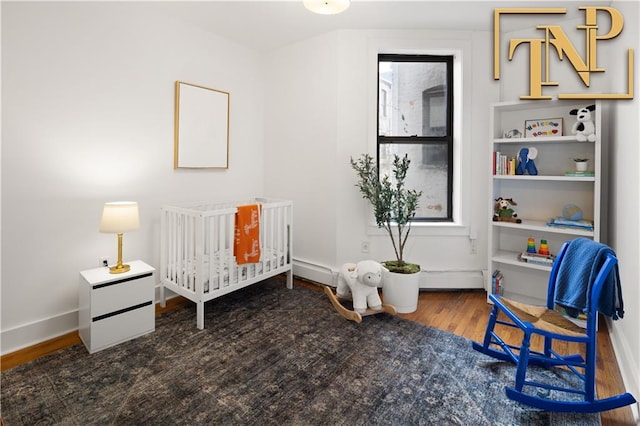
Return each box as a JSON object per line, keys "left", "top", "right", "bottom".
{"left": 336, "top": 260, "right": 383, "bottom": 314}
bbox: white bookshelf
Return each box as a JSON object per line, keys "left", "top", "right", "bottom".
{"left": 488, "top": 99, "right": 605, "bottom": 304}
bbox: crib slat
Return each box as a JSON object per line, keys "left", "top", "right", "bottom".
{"left": 195, "top": 214, "right": 204, "bottom": 296}
{"left": 177, "top": 213, "right": 184, "bottom": 289}
{"left": 218, "top": 213, "right": 227, "bottom": 289}
{"left": 185, "top": 215, "right": 191, "bottom": 290}
{"left": 210, "top": 213, "right": 217, "bottom": 290}
{"left": 227, "top": 211, "right": 235, "bottom": 286}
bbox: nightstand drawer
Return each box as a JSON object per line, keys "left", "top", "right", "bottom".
{"left": 91, "top": 273, "right": 153, "bottom": 318}
{"left": 90, "top": 303, "right": 154, "bottom": 352}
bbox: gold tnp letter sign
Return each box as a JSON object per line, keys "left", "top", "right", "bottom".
{"left": 494, "top": 7, "right": 634, "bottom": 100}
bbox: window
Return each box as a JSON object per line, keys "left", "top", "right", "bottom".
{"left": 377, "top": 54, "right": 454, "bottom": 221}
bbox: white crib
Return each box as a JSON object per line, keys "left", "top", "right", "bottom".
{"left": 160, "top": 198, "right": 293, "bottom": 329}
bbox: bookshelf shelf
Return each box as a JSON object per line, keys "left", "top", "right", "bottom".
{"left": 492, "top": 220, "right": 594, "bottom": 236}
{"left": 492, "top": 250, "right": 552, "bottom": 271}
{"left": 493, "top": 135, "right": 594, "bottom": 144}
{"left": 493, "top": 175, "right": 595, "bottom": 182}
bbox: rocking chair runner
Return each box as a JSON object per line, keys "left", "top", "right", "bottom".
{"left": 472, "top": 238, "right": 636, "bottom": 413}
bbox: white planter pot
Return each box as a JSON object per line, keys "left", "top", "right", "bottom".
{"left": 575, "top": 161, "right": 588, "bottom": 171}
{"left": 382, "top": 267, "right": 420, "bottom": 313}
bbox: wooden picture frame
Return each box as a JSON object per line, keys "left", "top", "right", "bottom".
{"left": 174, "top": 81, "right": 229, "bottom": 169}
{"left": 524, "top": 118, "right": 563, "bottom": 138}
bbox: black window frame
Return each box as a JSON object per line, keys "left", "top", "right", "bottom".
{"left": 377, "top": 53, "right": 454, "bottom": 222}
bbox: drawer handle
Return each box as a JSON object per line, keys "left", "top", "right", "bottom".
{"left": 92, "top": 300, "right": 152, "bottom": 322}
{"left": 93, "top": 272, "right": 153, "bottom": 289}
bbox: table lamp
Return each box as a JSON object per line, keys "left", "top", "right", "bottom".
{"left": 99, "top": 201, "right": 140, "bottom": 274}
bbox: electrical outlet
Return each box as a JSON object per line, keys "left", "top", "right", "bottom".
{"left": 100, "top": 257, "right": 109, "bottom": 267}
{"left": 470, "top": 239, "right": 477, "bottom": 254}
{"left": 361, "top": 241, "right": 370, "bottom": 253}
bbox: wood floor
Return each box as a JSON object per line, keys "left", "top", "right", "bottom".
{"left": 1, "top": 277, "right": 635, "bottom": 425}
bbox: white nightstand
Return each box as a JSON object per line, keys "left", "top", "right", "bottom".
{"left": 78, "top": 260, "right": 155, "bottom": 354}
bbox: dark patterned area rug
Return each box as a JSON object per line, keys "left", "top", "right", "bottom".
{"left": 1, "top": 278, "right": 599, "bottom": 425}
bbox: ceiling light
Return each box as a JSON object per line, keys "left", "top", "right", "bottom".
{"left": 303, "top": 0, "right": 350, "bottom": 15}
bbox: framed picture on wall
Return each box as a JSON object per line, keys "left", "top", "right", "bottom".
{"left": 174, "top": 81, "right": 230, "bottom": 169}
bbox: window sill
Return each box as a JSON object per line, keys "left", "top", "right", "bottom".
{"left": 367, "top": 222, "right": 470, "bottom": 237}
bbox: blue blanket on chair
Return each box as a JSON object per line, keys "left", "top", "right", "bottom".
{"left": 554, "top": 238, "right": 624, "bottom": 319}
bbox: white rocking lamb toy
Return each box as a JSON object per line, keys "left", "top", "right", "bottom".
{"left": 325, "top": 260, "right": 397, "bottom": 323}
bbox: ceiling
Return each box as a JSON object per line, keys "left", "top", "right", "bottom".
{"left": 148, "top": 0, "right": 611, "bottom": 51}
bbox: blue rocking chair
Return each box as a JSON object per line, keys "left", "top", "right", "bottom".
{"left": 472, "top": 238, "right": 636, "bottom": 413}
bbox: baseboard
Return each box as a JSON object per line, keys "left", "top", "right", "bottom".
{"left": 293, "top": 258, "right": 337, "bottom": 286}
{"left": 421, "top": 270, "right": 484, "bottom": 290}
{"left": 292, "top": 258, "right": 484, "bottom": 290}
{"left": 1, "top": 284, "right": 179, "bottom": 356}
{"left": 1, "top": 309, "right": 78, "bottom": 356}
{"left": 607, "top": 319, "right": 640, "bottom": 421}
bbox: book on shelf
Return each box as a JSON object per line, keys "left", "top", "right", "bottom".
{"left": 518, "top": 251, "right": 555, "bottom": 266}
{"left": 564, "top": 170, "right": 595, "bottom": 177}
{"left": 491, "top": 269, "right": 504, "bottom": 295}
{"left": 492, "top": 151, "right": 516, "bottom": 176}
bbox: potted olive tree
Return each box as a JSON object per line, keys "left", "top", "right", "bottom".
{"left": 350, "top": 153, "right": 422, "bottom": 313}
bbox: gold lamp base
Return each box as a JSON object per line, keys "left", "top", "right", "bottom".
{"left": 109, "top": 263, "right": 131, "bottom": 274}
{"left": 108, "top": 233, "right": 130, "bottom": 274}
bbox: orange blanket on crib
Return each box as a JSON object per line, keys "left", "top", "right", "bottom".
{"left": 234, "top": 204, "right": 261, "bottom": 265}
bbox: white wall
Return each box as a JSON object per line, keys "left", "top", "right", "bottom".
{"left": 262, "top": 32, "right": 340, "bottom": 278}
{"left": 264, "top": 29, "right": 497, "bottom": 288}
{"left": 1, "top": 2, "right": 267, "bottom": 353}
{"left": 608, "top": 0, "right": 639, "bottom": 415}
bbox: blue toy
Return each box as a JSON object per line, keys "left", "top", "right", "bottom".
{"left": 516, "top": 147, "right": 538, "bottom": 175}
{"left": 563, "top": 204, "right": 584, "bottom": 221}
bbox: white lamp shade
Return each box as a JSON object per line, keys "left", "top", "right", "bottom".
{"left": 303, "top": 0, "right": 350, "bottom": 15}
{"left": 99, "top": 202, "right": 140, "bottom": 233}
